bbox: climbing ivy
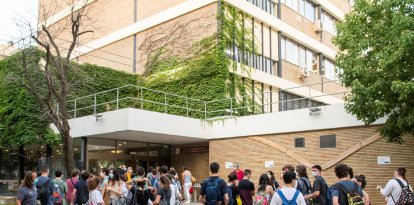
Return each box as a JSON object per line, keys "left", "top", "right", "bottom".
{"left": 139, "top": 0, "right": 262, "bottom": 118}
{"left": 0, "top": 48, "right": 138, "bottom": 148}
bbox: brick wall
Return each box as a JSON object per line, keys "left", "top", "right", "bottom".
{"left": 171, "top": 143, "right": 210, "bottom": 184}
{"left": 209, "top": 126, "right": 414, "bottom": 205}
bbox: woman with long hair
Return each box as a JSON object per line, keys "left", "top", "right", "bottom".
{"left": 296, "top": 165, "right": 312, "bottom": 205}
{"left": 128, "top": 178, "right": 155, "bottom": 205}
{"left": 104, "top": 169, "right": 122, "bottom": 205}
{"left": 16, "top": 171, "right": 37, "bottom": 205}
{"left": 153, "top": 175, "right": 174, "bottom": 205}
{"left": 377, "top": 167, "right": 413, "bottom": 205}
{"left": 266, "top": 171, "right": 280, "bottom": 191}
{"left": 353, "top": 175, "right": 370, "bottom": 205}
{"left": 256, "top": 174, "right": 274, "bottom": 203}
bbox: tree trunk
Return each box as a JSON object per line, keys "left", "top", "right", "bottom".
{"left": 61, "top": 123, "right": 76, "bottom": 176}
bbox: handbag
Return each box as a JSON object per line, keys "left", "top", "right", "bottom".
{"left": 189, "top": 186, "right": 194, "bottom": 194}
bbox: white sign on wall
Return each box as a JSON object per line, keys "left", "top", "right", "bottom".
{"left": 265, "top": 160, "right": 274, "bottom": 168}
{"left": 225, "top": 162, "right": 234, "bottom": 169}
{"left": 377, "top": 156, "right": 391, "bottom": 165}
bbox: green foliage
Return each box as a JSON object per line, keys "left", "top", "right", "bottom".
{"left": 0, "top": 48, "right": 138, "bottom": 147}
{"left": 334, "top": 0, "right": 414, "bottom": 143}
{"left": 139, "top": 1, "right": 260, "bottom": 118}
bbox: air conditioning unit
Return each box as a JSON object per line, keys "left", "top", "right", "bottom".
{"left": 298, "top": 66, "right": 309, "bottom": 78}
{"left": 314, "top": 20, "right": 323, "bottom": 32}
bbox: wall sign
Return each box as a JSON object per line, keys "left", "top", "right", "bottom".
{"left": 377, "top": 156, "right": 391, "bottom": 165}
{"left": 225, "top": 162, "right": 233, "bottom": 169}
{"left": 178, "top": 146, "right": 209, "bottom": 154}
{"left": 265, "top": 160, "right": 274, "bottom": 168}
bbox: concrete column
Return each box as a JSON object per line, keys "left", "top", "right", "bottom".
{"left": 80, "top": 137, "right": 88, "bottom": 170}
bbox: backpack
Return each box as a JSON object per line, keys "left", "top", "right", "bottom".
{"left": 227, "top": 185, "right": 234, "bottom": 205}
{"left": 117, "top": 183, "right": 133, "bottom": 205}
{"left": 319, "top": 177, "right": 333, "bottom": 205}
{"left": 277, "top": 189, "right": 300, "bottom": 205}
{"left": 51, "top": 184, "right": 63, "bottom": 205}
{"left": 253, "top": 191, "right": 269, "bottom": 205}
{"left": 333, "top": 182, "right": 364, "bottom": 205}
{"left": 394, "top": 179, "right": 414, "bottom": 205}
{"left": 204, "top": 177, "right": 223, "bottom": 205}
{"left": 37, "top": 178, "right": 51, "bottom": 204}
{"left": 298, "top": 178, "right": 312, "bottom": 195}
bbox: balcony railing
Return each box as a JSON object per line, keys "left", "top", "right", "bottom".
{"left": 61, "top": 80, "right": 348, "bottom": 120}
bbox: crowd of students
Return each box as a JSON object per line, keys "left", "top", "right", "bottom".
{"left": 14, "top": 162, "right": 413, "bottom": 205}
{"left": 16, "top": 165, "right": 195, "bottom": 205}
{"left": 201, "top": 162, "right": 413, "bottom": 205}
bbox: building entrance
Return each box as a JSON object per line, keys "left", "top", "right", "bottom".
{"left": 87, "top": 138, "right": 171, "bottom": 173}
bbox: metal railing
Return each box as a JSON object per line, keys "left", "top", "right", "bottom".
{"left": 62, "top": 80, "right": 349, "bottom": 120}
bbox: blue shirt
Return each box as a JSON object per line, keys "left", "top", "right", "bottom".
{"left": 17, "top": 186, "right": 37, "bottom": 205}
{"left": 330, "top": 180, "right": 363, "bottom": 205}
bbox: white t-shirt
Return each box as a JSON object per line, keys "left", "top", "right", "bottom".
{"left": 89, "top": 189, "right": 104, "bottom": 205}
{"left": 270, "top": 188, "right": 306, "bottom": 205}
{"left": 169, "top": 184, "right": 177, "bottom": 205}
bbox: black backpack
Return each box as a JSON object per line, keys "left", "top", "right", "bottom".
{"left": 37, "top": 179, "right": 51, "bottom": 205}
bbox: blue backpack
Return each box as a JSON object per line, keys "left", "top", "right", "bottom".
{"left": 204, "top": 177, "right": 223, "bottom": 205}
{"left": 277, "top": 190, "right": 300, "bottom": 205}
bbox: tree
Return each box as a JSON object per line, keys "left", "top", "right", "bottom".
{"left": 334, "top": 0, "right": 414, "bottom": 143}
{"left": 14, "top": 0, "right": 95, "bottom": 173}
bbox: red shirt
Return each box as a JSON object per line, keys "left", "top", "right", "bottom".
{"left": 66, "top": 177, "right": 78, "bottom": 203}
{"left": 236, "top": 169, "right": 244, "bottom": 181}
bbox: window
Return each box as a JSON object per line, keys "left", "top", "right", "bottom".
{"left": 322, "top": 11, "right": 337, "bottom": 35}
{"left": 283, "top": 0, "right": 316, "bottom": 22}
{"left": 295, "top": 137, "right": 305, "bottom": 148}
{"left": 247, "top": 0, "right": 275, "bottom": 15}
{"left": 226, "top": 45, "right": 275, "bottom": 75}
{"left": 279, "top": 91, "right": 325, "bottom": 111}
{"left": 304, "top": 0, "right": 315, "bottom": 22}
{"left": 320, "top": 135, "right": 336, "bottom": 148}
{"left": 324, "top": 59, "right": 336, "bottom": 80}
{"left": 282, "top": 37, "right": 317, "bottom": 70}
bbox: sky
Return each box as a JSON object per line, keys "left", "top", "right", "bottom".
{"left": 0, "top": 0, "right": 38, "bottom": 45}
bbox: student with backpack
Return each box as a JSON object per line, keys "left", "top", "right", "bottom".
{"left": 353, "top": 175, "right": 370, "bottom": 205}
{"left": 330, "top": 164, "right": 364, "bottom": 205}
{"left": 71, "top": 171, "right": 90, "bottom": 205}
{"left": 129, "top": 177, "right": 155, "bottom": 205}
{"left": 270, "top": 171, "right": 306, "bottom": 205}
{"left": 199, "top": 162, "right": 229, "bottom": 205}
{"left": 53, "top": 170, "right": 68, "bottom": 205}
{"left": 296, "top": 165, "right": 312, "bottom": 205}
{"left": 377, "top": 167, "right": 414, "bottom": 205}
{"left": 67, "top": 170, "right": 80, "bottom": 205}
{"left": 37, "top": 165, "right": 55, "bottom": 205}
{"left": 304, "top": 165, "right": 330, "bottom": 205}
{"left": 254, "top": 174, "right": 274, "bottom": 205}
{"left": 153, "top": 175, "right": 175, "bottom": 205}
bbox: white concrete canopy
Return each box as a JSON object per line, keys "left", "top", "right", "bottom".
{"left": 52, "top": 104, "right": 386, "bottom": 144}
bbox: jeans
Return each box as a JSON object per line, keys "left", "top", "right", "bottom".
{"left": 184, "top": 182, "right": 192, "bottom": 202}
